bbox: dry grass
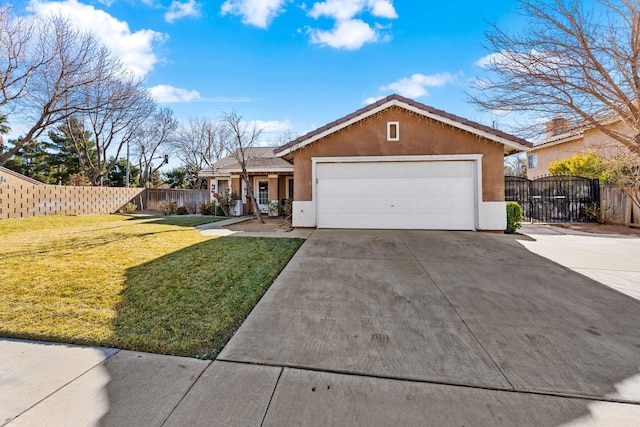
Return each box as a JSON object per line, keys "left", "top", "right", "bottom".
{"left": 0, "top": 215, "right": 302, "bottom": 358}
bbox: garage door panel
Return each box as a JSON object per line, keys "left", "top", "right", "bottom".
{"left": 317, "top": 161, "right": 476, "bottom": 230}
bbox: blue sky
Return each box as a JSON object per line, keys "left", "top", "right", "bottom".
{"left": 15, "top": 0, "right": 526, "bottom": 144}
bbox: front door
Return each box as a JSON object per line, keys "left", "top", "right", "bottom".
{"left": 255, "top": 178, "right": 269, "bottom": 213}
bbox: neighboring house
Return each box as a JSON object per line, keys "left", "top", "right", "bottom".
{"left": 199, "top": 147, "right": 294, "bottom": 215}
{"left": 526, "top": 117, "right": 629, "bottom": 179}
{"left": 273, "top": 94, "right": 531, "bottom": 231}
{"left": 0, "top": 166, "right": 46, "bottom": 186}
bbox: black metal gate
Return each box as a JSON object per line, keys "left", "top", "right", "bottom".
{"left": 505, "top": 176, "right": 599, "bottom": 222}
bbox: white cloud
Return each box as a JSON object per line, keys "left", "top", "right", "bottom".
{"left": 368, "top": 0, "right": 397, "bottom": 18}
{"left": 254, "top": 118, "right": 293, "bottom": 133}
{"left": 309, "top": 19, "right": 378, "bottom": 50}
{"left": 149, "top": 85, "right": 201, "bottom": 103}
{"left": 363, "top": 95, "right": 384, "bottom": 104}
{"left": 308, "top": 0, "right": 365, "bottom": 20}
{"left": 475, "top": 52, "right": 503, "bottom": 69}
{"left": 165, "top": 0, "right": 201, "bottom": 23}
{"left": 220, "top": 0, "right": 287, "bottom": 29}
{"left": 28, "top": 0, "right": 165, "bottom": 77}
{"left": 475, "top": 50, "right": 560, "bottom": 74}
{"left": 380, "top": 72, "right": 461, "bottom": 98}
{"left": 308, "top": 0, "right": 397, "bottom": 20}
{"left": 305, "top": 0, "right": 396, "bottom": 50}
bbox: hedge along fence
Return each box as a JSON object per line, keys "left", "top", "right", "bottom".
{"left": 0, "top": 184, "right": 145, "bottom": 220}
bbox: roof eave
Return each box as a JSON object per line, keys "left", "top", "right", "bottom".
{"left": 274, "top": 97, "right": 532, "bottom": 157}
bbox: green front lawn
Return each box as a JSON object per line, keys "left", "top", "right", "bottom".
{"left": 0, "top": 215, "right": 303, "bottom": 358}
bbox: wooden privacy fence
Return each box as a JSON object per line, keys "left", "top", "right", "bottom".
{"left": 0, "top": 184, "right": 144, "bottom": 220}
{"left": 137, "top": 188, "right": 209, "bottom": 212}
{"left": 600, "top": 185, "right": 640, "bottom": 227}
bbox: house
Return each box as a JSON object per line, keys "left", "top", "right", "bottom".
{"left": 526, "top": 117, "right": 629, "bottom": 179}
{"left": 273, "top": 94, "right": 531, "bottom": 231}
{"left": 198, "top": 147, "right": 294, "bottom": 215}
{"left": 0, "top": 166, "right": 46, "bottom": 186}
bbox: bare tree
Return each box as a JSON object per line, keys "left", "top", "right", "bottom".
{"left": 0, "top": 4, "right": 38, "bottom": 111}
{"left": 607, "top": 152, "right": 640, "bottom": 214}
{"left": 0, "top": 12, "right": 122, "bottom": 165}
{"left": 221, "top": 110, "right": 265, "bottom": 223}
{"left": 504, "top": 153, "right": 527, "bottom": 177}
{"left": 470, "top": 0, "right": 640, "bottom": 153}
{"left": 132, "top": 107, "right": 178, "bottom": 187}
{"left": 269, "top": 130, "right": 302, "bottom": 146}
{"left": 64, "top": 74, "right": 155, "bottom": 185}
{"left": 173, "top": 117, "right": 229, "bottom": 188}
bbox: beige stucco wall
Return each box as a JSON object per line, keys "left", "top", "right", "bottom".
{"left": 291, "top": 107, "right": 506, "bottom": 202}
{"left": 527, "top": 123, "right": 631, "bottom": 179}
{"left": 583, "top": 124, "right": 629, "bottom": 157}
{"left": 527, "top": 138, "right": 584, "bottom": 179}
{"left": 0, "top": 167, "right": 43, "bottom": 186}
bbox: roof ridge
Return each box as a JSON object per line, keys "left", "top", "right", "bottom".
{"left": 274, "top": 94, "right": 531, "bottom": 155}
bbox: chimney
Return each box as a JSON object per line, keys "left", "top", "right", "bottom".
{"left": 545, "top": 117, "right": 572, "bottom": 138}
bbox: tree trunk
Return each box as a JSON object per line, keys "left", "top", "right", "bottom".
{"left": 242, "top": 170, "right": 263, "bottom": 223}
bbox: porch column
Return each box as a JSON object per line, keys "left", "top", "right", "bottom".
{"left": 230, "top": 175, "right": 242, "bottom": 215}
{"left": 268, "top": 175, "right": 279, "bottom": 201}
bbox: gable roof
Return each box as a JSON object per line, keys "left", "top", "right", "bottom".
{"left": 274, "top": 94, "right": 533, "bottom": 157}
{"left": 529, "top": 129, "right": 584, "bottom": 151}
{"left": 199, "top": 147, "right": 293, "bottom": 177}
{"left": 0, "top": 165, "right": 46, "bottom": 185}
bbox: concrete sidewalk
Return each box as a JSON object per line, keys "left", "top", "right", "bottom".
{"left": 196, "top": 217, "right": 314, "bottom": 239}
{"left": 4, "top": 340, "right": 639, "bottom": 427}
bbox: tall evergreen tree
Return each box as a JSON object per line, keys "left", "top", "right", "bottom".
{"left": 47, "top": 118, "right": 96, "bottom": 185}
{"left": 4, "top": 138, "right": 52, "bottom": 183}
{"left": 106, "top": 158, "right": 140, "bottom": 187}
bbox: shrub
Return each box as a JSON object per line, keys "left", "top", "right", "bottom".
{"left": 283, "top": 198, "right": 292, "bottom": 217}
{"left": 119, "top": 202, "right": 137, "bottom": 213}
{"left": 218, "top": 189, "right": 240, "bottom": 216}
{"left": 548, "top": 149, "right": 611, "bottom": 183}
{"left": 176, "top": 206, "right": 188, "bottom": 215}
{"left": 159, "top": 200, "right": 177, "bottom": 215}
{"left": 505, "top": 201, "right": 522, "bottom": 234}
{"left": 199, "top": 202, "right": 225, "bottom": 216}
{"left": 267, "top": 200, "right": 280, "bottom": 216}
{"left": 184, "top": 200, "right": 199, "bottom": 214}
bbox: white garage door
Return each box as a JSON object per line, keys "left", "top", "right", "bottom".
{"left": 316, "top": 161, "right": 476, "bottom": 230}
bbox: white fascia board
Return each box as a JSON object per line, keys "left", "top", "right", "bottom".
{"left": 276, "top": 99, "right": 530, "bottom": 157}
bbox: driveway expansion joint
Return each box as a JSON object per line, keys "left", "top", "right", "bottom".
{"left": 259, "top": 366, "right": 284, "bottom": 427}
{"left": 159, "top": 357, "right": 212, "bottom": 427}
{"left": 214, "top": 357, "right": 640, "bottom": 406}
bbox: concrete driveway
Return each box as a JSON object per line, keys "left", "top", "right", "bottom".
{"left": 4, "top": 228, "right": 640, "bottom": 426}
{"left": 211, "top": 229, "right": 640, "bottom": 425}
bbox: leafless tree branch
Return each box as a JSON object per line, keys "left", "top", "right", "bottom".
{"left": 221, "top": 110, "right": 265, "bottom": 223}
{"left": 470, "top": 0, "right": 640, "bottom": 152}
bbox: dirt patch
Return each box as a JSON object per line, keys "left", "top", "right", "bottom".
{"left": 551, "top": 223, "right": 640, "bottom": 237}
{"left": 225, "top": 218, "right": 293, "bottom": 232}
